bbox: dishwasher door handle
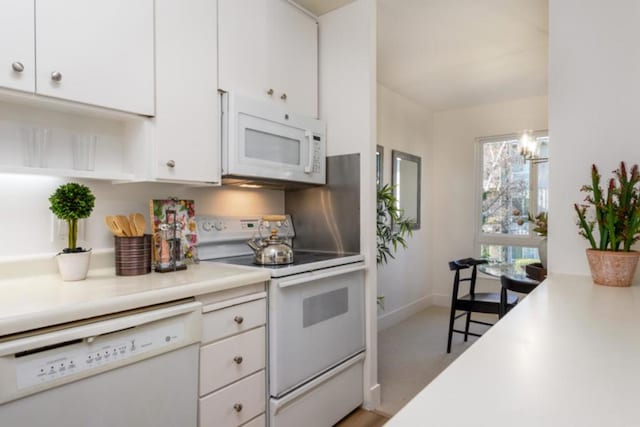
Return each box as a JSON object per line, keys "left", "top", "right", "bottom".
{"left": 0, "top": 301, "right": 202, "bottom": 357}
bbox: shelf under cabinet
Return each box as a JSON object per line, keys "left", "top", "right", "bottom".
{"left": 0, "top": 165, "right": 135, "bottom": 181}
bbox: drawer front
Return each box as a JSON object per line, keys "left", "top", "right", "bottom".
{"left": 242, "top": 414, "right": 266, "bottom": 427}
{"left": 202, "top": 299, "right": 266, "bottom": 344}
{"left": 200, "top": 327, "right": 266, "bottom": 395}
{"left": 200, "top": 370, "right": 266, "bottom": 427}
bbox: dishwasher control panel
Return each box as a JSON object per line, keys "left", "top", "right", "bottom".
{"left": 15, "top": 320, "right": 185, "bottom": 389}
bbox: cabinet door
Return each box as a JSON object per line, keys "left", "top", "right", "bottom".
{"left": 153, "top": 0, "right": 220, "bottom": 183}
{"left": 0, "top": 0, "right": 34, "bottom": 92}
{"left": 268, "top": 0, "right": 318, "bottom": 117}
{"left": 218, "top": 0, "right": 270, "bottom": 101}
{"left": 35, "top": 0, "right": 154, "bottom": 115}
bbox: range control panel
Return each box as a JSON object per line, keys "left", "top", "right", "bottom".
{"left": 15, "top": 321, "right": 185, "bottom": 390}
{"left": 196, "top": 215, "right": 295, "bottom": 243}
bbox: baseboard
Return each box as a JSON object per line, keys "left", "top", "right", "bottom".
{"left": 432, "top": 294, "right": 451, "bottom": 307}
{"left": 363, "top": 383, "right": 381, "bottom": 410}
{"left": 377, "top": 295, "right": 434, "bottom": 332}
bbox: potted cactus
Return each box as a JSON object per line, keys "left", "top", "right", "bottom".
{"left": 574, "top": 162, "right": 640, "bottom": 286}
{"left": 49, "top": 183, "right": 96, "bottom": 281}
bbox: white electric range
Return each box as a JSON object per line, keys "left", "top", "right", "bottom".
{"left": 196, "top": 215, "right": 366, "bottom": 427}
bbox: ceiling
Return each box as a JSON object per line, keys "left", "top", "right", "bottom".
{"left": 377, "top": 0, "right": 548, "bottom": 111}
{"left": 296, "top": 0, "right": 548, "bottom": 112}
{"left": 294, "top": 0, "right": 355, "bottom": 16}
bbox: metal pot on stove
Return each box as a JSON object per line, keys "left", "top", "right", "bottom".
{"left": 247, "top": 229, "right": 294, "bottom": 265}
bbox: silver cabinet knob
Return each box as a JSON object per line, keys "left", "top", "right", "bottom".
{"left": 233, "top": 403, "right": 243, "bottom": 412}
{"left": 11, "top": 62, "right": 24, "bottom": 72}
{"left": 51, "top": 71, "right": 62, "bottom": 82}
{"left": 233, "top": 315, "right": 244, "bottom": 324}
{"left": 233, "top": 355, "right": 243, "bottom": 364}
{"left": 280, "top": 93, "right": 287, "bottom": 100}
{"left": 267, "top": 88, "right": 274, "bottom": 96}
{"left": 166, "top": 160, "right": 176, "bottom": 168}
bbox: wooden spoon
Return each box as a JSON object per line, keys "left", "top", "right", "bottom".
{"left": 128, "top": 213, "right": 139, "bottom": 236}
{"left": 104, "top": 216, "right": 124, "bottom": 237}
{"left": 133, "top": 213, "right": 146, "bottom": 236}
{"left": 115, "top": 215, "right": 132, "bottom": 236}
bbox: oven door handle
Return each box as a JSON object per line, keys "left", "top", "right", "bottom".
{"left": 277, "top": 264, "right": 365, "bottom": 289}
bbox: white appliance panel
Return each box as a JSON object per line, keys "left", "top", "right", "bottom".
{"left": 269, "top": 264, "right": 365, "bottom": 396}
{"left": 223, "top": 92, "right": 326, "bottom": 184}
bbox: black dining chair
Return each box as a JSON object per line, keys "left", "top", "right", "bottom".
{"left": 499, "top": 275, "right": 540, "bottom": 318}
{"left": 446, "top": 258, "right": 518, "bottom": 353}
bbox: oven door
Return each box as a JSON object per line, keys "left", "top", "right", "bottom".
{"left": 223, "top": 92, "right": 326, "bottom": 184}
{"left": 269, "top": 263, "right": 365, "bottom": 397}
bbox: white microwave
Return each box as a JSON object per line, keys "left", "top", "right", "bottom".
{"left": 221, "top": 92, "right": 326, "bottom": 185}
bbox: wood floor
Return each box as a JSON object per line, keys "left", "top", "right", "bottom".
{"left": 335, "top": 408, "right": 390, "bottom": 427}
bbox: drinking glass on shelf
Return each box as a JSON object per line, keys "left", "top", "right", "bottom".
{"left": 72, "top": 134, "right": 97, "bottom": 171}
{"left": 21, "top": 127, "right": 51, "bottom": 168}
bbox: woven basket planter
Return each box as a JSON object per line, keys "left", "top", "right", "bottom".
{"left": 586, "top": 249, "right": 640, "bottom": 287}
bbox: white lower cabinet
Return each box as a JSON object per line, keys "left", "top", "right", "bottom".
{"left": 197, "top": 290, "right": 267, "bottom": 427}
{"left": 200, "top": 371, "right": 266, "bottom": 427}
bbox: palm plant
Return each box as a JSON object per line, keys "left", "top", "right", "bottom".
{"left": 377, "top": 184, "right": 413, "bottom": 264}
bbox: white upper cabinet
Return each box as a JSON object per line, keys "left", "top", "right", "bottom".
{"left": 0, "top": 0, "right": 35, "bottom": 92}
{"left": 35, "top": 0, "right": 154, "bottom": 116}
{"left": 152, "top": 0, "right": 220, "bottom": 183}
{"left": 219, "top": 0, "right": 318, "bottom": 117}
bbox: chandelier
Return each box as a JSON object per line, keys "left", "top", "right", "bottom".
{"left": 519, "top": 130, "right": 548, "bottom": 164}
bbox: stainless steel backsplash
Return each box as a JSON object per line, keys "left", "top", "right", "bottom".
{"left": 285, "top": 154, "right": 360, "bottom": 253}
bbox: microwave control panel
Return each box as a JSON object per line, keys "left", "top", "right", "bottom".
{"left": 311, "top": 135, "right": 322, "bottom": 173}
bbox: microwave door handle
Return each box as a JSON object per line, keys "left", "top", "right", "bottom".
{"left": 304, "top": 130, "right": 313, "bottom": 174}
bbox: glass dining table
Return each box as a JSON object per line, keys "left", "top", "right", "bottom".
{"left": 478, "top": 261, "right": 541, "bottom": 282}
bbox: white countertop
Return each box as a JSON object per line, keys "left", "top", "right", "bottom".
{"left": 387, "top": 274, "right": 640, "bottom": 426}
{"left": 0, "top": 262, "right": 270, "bottom": 337}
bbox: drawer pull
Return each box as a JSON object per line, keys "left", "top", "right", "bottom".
{"left": 233, "top": 355, "right": 243, "bottom": 364}
{"left": 233, "top": 403, "right": 243, "bottom": 412}
{"left": 233, "top": 315, "right": 244, "bottom": 324}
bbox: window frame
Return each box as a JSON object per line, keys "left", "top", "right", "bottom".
{"left": 474, "top": 130, "right": 548, "bottom": 258}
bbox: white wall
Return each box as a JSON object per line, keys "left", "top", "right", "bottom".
{"left": 431, "top": 95, "right": 548, "bottom": 302}
{"left": 548, "top": 0, "right": 640, "bottom": 276}
{"left": 319, "top": 0, "right": 379, "bottom": 408}
{"left": 1, "top": 174, "right": 283, "bottom": 259}
{"left": 376, "top": 84, "right": 433, "bottom": 330}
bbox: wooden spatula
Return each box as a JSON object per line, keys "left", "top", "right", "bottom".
{"left": 104, "top": 216, "right": 124, "bottom": 237}
{"left": 133, "top": 213, "right": 146, "bottom": 236}
{"left": 115, "top": 215, "right": 132, "bottom": 236}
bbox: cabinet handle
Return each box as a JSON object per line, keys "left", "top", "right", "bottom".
{"left": 11, "top": 62, "right": 24, "bottom": 72}
{"left": 233, "top": 315, "right": 244, "bottom": 324}
{"left": 267, "top": 88, "right": 274, "bottom": 96}
{"left": 166, "top": 160, "right": 176, "bottom": 168}
{"left": 280, "top": 93, "right": 287, "bottom": 100}
{"left": 233, "top": 403, "right": 243, "bottom": 412}
{"left": 233, "top": 355, "right": 243, "bottom": 364}
{"left": 51, "top": 71, "right": 62, "bottom": 82}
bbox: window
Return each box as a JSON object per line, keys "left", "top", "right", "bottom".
{"left": 476, "top": 132, "right": 548, "bottom": 265}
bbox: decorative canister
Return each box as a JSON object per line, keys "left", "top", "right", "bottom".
{"left": 114, "top": 235, "right": 152, "bottom": 276}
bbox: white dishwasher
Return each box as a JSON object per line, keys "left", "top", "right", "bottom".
{"left": 0, "top": 300, "right": 202, "bottom": 427}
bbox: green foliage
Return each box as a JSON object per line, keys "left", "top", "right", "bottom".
{"left": 528, "top": 211, "right": 548, "bottom": 237}
{"left": 574, "top": 162, "right": 640, "bottom": 252}
{"left": 377, "top": 184, "right": 413, "bottom": 265}
{"left": 49, "top": 183, "right": 95, "bottom": 250}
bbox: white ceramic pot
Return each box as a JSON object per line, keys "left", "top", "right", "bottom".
{"left": 56, "top": 250, "right": 92, "bottom": 281}
{"left": 538, "top": 237, "right": 547, "bottom": 268}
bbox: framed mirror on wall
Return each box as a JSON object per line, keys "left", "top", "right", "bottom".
{"left": 392, "top": 150, "right": 421, "bottom": 230}
{"left": 376, "top": 145, "right": 384, "bottom": 189}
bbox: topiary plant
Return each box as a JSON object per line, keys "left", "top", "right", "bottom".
{"left": 49, "top": 183, "right": 95, "bottom": 252}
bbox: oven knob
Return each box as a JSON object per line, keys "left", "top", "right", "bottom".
{"left": 214, "top": 220, "right": 224, "bottom": 231}
{"left": 201, "top": 221, "right": 213, "bottom": 232}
